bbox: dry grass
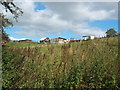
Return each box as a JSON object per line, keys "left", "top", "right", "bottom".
{"left": 2, "top": 36, "right": 119, "bottom": 88}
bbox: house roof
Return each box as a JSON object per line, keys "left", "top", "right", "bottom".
{"left": 19, "top": 39, "right": 32, "bottom": 41}
{"left": 40, "top": 37, "right": 47, "bottom": 40}
{"left": 57, "top": 37, "right": 67, "bottom": 40}
{"left": 83, "top": 36, "right": 89, "bottom": 37}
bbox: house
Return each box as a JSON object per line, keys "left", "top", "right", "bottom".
{"left": 90, "top": 36, "right": 95, "bottom": 40}
{"left": 82, "top": 36, "right": 90, "bottom": 40}
{"left": 19, "top": 39, "right": 32, "bottom": 42}
{"left": 40, "top": 37, "right": 50, "bottom": 44}
{"left": 50, "top": 37, "right": 69, "bottom": 44}
{"left": 82, "top": 36, "right": 95, "bottom": 40}
{"left": 13, "top": 40, "right": 19, "bottom": 42}
{"left": 69, "top": 40, "right": 81, "bottom": 43}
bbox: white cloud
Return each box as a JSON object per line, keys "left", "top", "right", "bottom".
{"left": 3, "top": 2, "right": 118, "bottom": 38}
{"left": 12, "top": 2, "right": 70, "bottom": 37}
{"left": 9, "top": 36, "right": 27, "bottom": 41}
{"left": 45, "top": 2, "right": 117, "bottom": 21}
{"left": 70, "top": 23, "right": 105, "bottom": 36}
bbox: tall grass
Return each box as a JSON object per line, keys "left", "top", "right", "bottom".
{"left": 5, "top": 42, "right": 41, "bottom": 47}
{"left": 2, "top": 36, "right": 119, "bottom": 88}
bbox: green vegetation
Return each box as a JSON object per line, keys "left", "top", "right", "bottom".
{"left": 5, "top": 42, "right": 41, "bottom": 47}
{"left": 106, "top": 28, "right": 117, "bottom": 37}
{"left": 2, "top": 36, "right": 120, "bottom": 89}
{"left": 2, "top": 30, "right": 10, "bottom": 42}
{"left": 0, "top": 1, "right": 23, "bottom": 43}
{"left": 0, "top": 0, "right": 23, "bottom": 21}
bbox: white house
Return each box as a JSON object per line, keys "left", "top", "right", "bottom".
{"left": 82, "top": 36, "right": 89, "bottom": 40}
{"left": 40, "top": 37, "right": 50, "bottom": 44}
{"left": 83, "top": 36, "right": 95, "bottom": 40}
{"left": 90, "top": 36, "right": 95, "bottom": 40}
{"left": 50, "top": 37, "right": 68, "bottom": 44}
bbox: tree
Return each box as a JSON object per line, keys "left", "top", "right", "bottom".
{"left": 0, "top": 0, "right": 23, "bottom": 20}
{"left": 106, "top": 28, "right": 117, "bottom": 37}
{"left": 0, "top": 0, "right": 23, "bottom": 43}
{"left": 0, "top": 13, "right": 13, "bottom": 28}
{"left": 0, "top": 13, "right": 13, "bottom": 43}
{"left": 2, "top": 29, "right": 10, "bottom": 42}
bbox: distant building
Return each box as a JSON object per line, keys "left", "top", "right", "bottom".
{"left": 50, "top": 37, "right": 69, "bottom": 44}
{"left": 69, "top": 40, "right": 81, "bottom": 43}
{"left": 82, "top": 36, "right": 95, "bottom": 40}
{"left": 40, "top": 37, "right": 50, "bottom": 44}
{"left": 82, "top": 36, "right": 89, "bottom": 40}
{"left": 13, "top": 40, "right": 19, "bottom": 42}
{"left": 90, "top": 36, "right": 95, "bottom": 40}
{"left": 19, "top": 39, "right": 32, "bottom": 42}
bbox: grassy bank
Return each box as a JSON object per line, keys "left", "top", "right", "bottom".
{"left": 5, "top": 42, "right": 40, "bottom": 47}
{"left": 2, "top": 36, "right": 120, "bottom": 89}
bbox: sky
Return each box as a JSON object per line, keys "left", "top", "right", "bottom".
{"left": 1, "top": 1, "right": 118, "bottom": 42}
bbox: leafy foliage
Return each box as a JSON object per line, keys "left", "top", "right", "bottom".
{"left": 0, "top": 0, "right": 23, "bottom": 20}
{"left": 0, "top": 0, "right": 23, "bottom": 43}
{"left": 2, "top": 29, "right": 10, "bottom": 42}
{"left": 2, "top": 36, "right": 120, "bottom": 89}
{"left": 106, "top": 28, "right": 117, "bottom": 37}
{"left": 0, "top": 13, "right": 12, "bottom": 43}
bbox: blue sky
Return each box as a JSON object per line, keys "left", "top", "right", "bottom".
{"left": 88, "top": 20, "right": 118, "bottom": 31}
{"left": 34, "top": 2, "right": 46, "bottom": 11}
{"left": 4, "top": 2, "right": 118, "bottom": 42}
{"left": 5, "top": 20, "right": 118, "bottom": 41}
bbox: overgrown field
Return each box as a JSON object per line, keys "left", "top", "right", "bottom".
{"left": 2, "top": 37, "right": 120, "bottom": 89}
{"left": 5, "top": 42, "right": 40, "bottom": 47}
